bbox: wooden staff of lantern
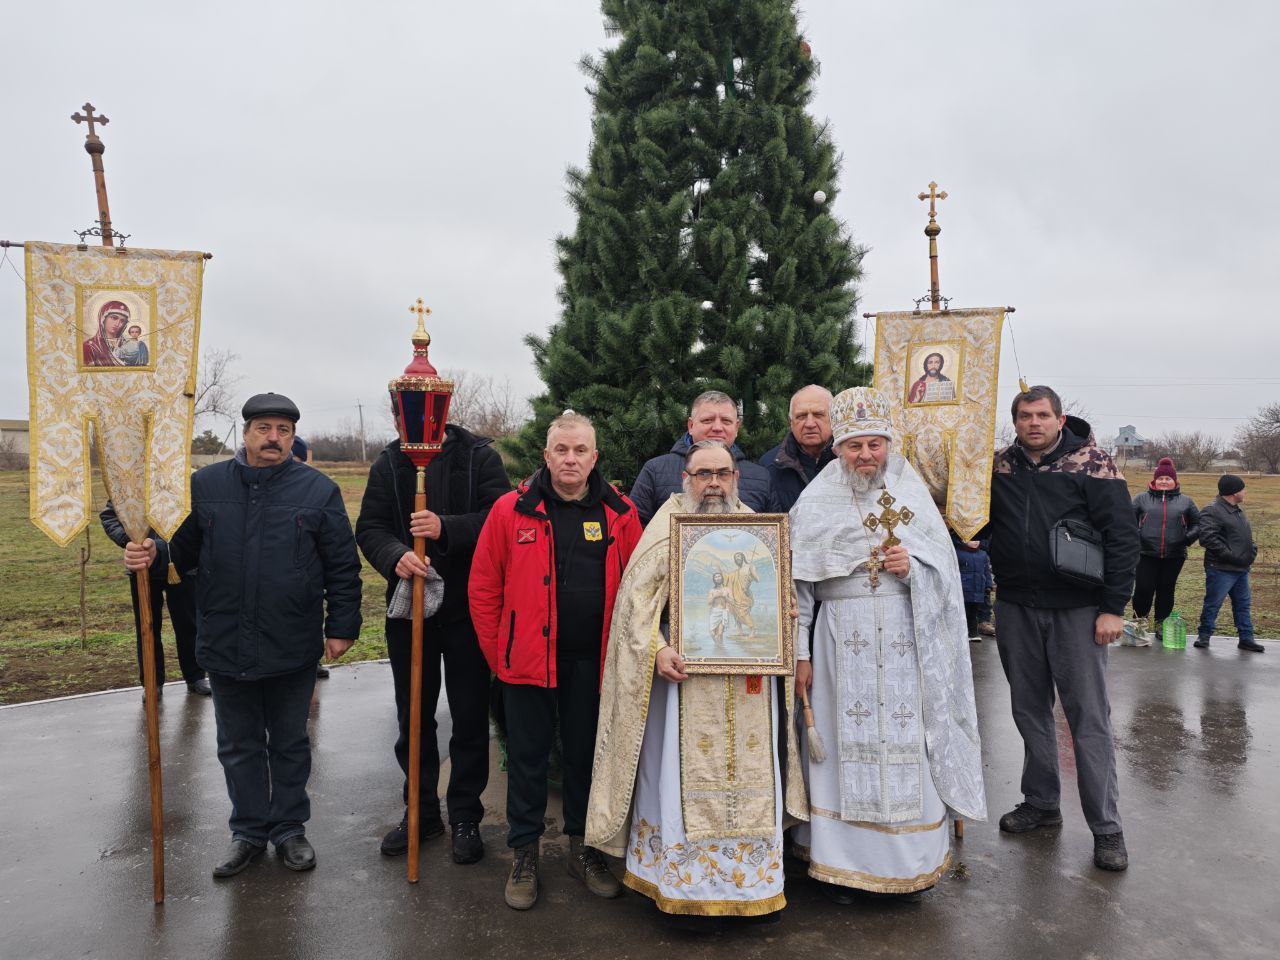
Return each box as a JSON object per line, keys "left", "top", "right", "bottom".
{"left": 73, "top": 102, "right": 166, "bottom": 902}
{"left": 389, "top": 298, "right": 454, "bottom": 883}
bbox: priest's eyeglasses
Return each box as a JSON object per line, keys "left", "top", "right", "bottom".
{"left": 687, "top": 468, "right": 735, "bottom": 481}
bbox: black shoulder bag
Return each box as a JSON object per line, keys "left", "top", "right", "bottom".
{"left": 1027, "top": 474, "right": 1106, "bottom": 587}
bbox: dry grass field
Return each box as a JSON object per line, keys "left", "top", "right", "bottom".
{"left": 1, "top": 466, "right": 1275, "bottom": 704}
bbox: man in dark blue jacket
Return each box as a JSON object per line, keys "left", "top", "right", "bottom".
{"left": 126, "top": 393, "right": 362, "bottom": 879}
{"left": 628, "top": 390, "right": 777, "bottom": 524}
{"left": 759, "top": 384, "right": 834, "bottom": 512}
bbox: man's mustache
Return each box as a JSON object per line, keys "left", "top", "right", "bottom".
{"left": 263, "top": 442, "right": 283, "bottom": 451}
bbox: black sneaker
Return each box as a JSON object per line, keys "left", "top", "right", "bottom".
{"left": 379, "top": 811, "right": 445, "bottom": 856}
{"left": 452, "top": 822, "right": 484, "bottom": 864}
{"left": 1193, "top": 637, "right": 1210, "bottom": 649}
{"left": 999, "top": 802, "right": 1063, "bottom": 834}
{"left": 1238, "top": 640, "right": 1265, "bottom": 653}
{"left": 1093, "top": 831, "right": 1128, "bottom": 871}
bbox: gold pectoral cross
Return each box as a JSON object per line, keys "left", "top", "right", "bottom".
{"left": 863, "top": 489, "right": 915, "bottom": 549}
{"left": 865, "top": 547, "right": 884, "bottom": 590}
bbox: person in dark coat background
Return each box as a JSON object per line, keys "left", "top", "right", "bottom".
{"left": 1194, "top": 474, "right": 1263, "bottom": 652}
{"left": 1131, "top": 457, "right": 1199, "bottom": 637}
{"left": 100, "top": 499, "right": 209, "bottom": 697}
{"left": 628, "top": 390, "right": 777, "bottom": 524}
{"left": 951, "top": 529, "right": 994, "bottom": 641}
{"left": 356, "top": 422, "right": 511, "bottom": 865}
{"left": 759, "top": 384, "right": 834, "bottom": 512}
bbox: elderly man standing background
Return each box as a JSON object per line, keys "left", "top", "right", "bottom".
{"left": 628, "top": 390, "right": 777, "bottom": 525}
{"left": 760, "top": 384, "right": 835, "bottom": 512}
{"left": 124, "top": 393, "right": 362, "bottom": 879}
{"left": 587, "top": 439, "right": 806, "bottom": 918}
{"left": 789, "top": 387, "right": 986, "bottom": 904}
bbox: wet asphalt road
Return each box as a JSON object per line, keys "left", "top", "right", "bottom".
{"left": 0, "top": 639, "right": 1274, "bottom": 960}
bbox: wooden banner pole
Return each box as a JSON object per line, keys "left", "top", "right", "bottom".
{"left": 406, "top": 467, "right": 428, "bottom": 883}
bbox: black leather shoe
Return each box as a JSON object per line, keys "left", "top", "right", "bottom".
{"left": 380, "top": 811, "right": 445, "bottom": 856}
{"left": 278, "top": 835, "right": 316, "bottom": 871}
{"left": 316, "top": 663, "right": 331, "bottom": 679}
{"left": 1193, "top": 637, "right": 1210, "bottom": 649}
{"left": 186, "top": 677, "right": 212, "bottom": 696}
{"left": 452, "top": 821, "right": 484, "bottom": 864}
{"left": 999, "top": 802, "right": 1063, "bottom": 834}
{"left": 1093, "top": 831, "right": 1129, "bottom": 871}
{"left": 212, "top": 839, "right": 264, "bottom": 878}
{"left": 1238, "top": 640, "right": 1265, "bottom": 653}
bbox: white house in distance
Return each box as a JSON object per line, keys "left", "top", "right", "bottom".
{"left": 0, "top": 419, "right": 29, "bottom": 455}
{"left": 1111, "top": 424, "right": 1148, "bottom": 462}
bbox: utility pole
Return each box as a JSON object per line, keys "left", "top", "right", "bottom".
{"left": 356, "top": 400, "right": 367, "bottom": 463}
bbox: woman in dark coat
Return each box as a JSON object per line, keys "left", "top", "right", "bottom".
{"left": 1132, "top": 457, "right": 1200, "bottom": 635}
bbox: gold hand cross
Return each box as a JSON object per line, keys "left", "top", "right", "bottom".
{"left": 863, "top": 489, "right": 915, "bottom": 549}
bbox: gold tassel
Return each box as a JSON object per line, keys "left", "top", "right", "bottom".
{"left": 167, "top": 563, "right": 181, "bottom": 586}
{"left": 799, "top": 687, "right": 826, "bottom": 763}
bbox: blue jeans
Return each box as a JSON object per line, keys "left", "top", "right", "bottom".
{"left": 1197, "top": 567, "right": 1254, "bottom": 643}
{"left": 208, "top": 665, "right": 316, "bottom": 846}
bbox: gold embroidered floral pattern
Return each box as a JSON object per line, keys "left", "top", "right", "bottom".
{"left": 630, "top": 818, "right": 781, "bottom": 892}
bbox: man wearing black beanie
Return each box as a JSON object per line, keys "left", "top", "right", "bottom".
{"left": 1194, "top": 475, "right": 1263, "bottom": 652}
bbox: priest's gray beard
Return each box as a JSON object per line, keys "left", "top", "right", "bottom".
{"left": 836, "top": 457, "right": 887, "bottom": 494}
{"left": 680, "top": 481, "right": 740, "bottom": 514}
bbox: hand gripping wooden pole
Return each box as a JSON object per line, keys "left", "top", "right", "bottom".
{"left": 407, "top": 467, "right": 427, "bottom": 883}
{"left": 135, "top": 572, "right": 165, "bottom": 902}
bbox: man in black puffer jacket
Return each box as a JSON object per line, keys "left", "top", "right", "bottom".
{"left": 1194, "top": 474, "right": 1262, "bottom": 653}
{"left": 125, "top": 393, "right": 363, "bottom": 879}
{"left": 356, "top": 424, "right": 511, "bottom": 864}
{"left": 628, "top": 390, "right": 778, "bottom": 525}
{"left": 1131, "top": 457, "right": 1200, "bottom": 635}
{"left": 985, "top": 386, "right": 1139, "bottom": 873}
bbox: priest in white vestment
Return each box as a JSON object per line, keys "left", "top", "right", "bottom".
{"left": 586, "top": 440, "right": 808, "bottom": 917}
{"left": 789, "top": 387, "right": 986, "bottom": 901}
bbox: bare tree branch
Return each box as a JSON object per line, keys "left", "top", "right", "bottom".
{"left": 193, "top": 348, "right": 243, "bottom": 427}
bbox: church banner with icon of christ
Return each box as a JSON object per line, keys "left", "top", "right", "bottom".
{"left": 872, "top": 308, "right": 1004, "bottom": 541}
{"left": 25, "top": 241, "right": 204, "bottom": 546}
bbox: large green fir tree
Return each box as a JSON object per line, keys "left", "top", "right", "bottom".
{"left": 508, "top": 0, "right": 867, "bottom": 484}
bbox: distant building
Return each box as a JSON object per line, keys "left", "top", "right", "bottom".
{"left": 0, "top": 419, "right": 30, "bottom": 456}
{"left": 1112, "top": 424, "right": 1148, "bottom": 461}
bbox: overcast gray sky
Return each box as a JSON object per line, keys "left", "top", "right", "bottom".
{"left": 3, "top": 0, "right": 1277, "bottom": 450}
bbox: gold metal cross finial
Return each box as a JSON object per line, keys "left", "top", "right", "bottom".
{"left": 72, "top": 103, "right": 109, "bottom": 139}
{"left": 918, "top": 181, "right": 947, "bottom": 220}
{"left": 409, "top": 297, "right": 432, "bottom": 344}
{"left": 862, "top": 489, "right": 915, "bottom": 548}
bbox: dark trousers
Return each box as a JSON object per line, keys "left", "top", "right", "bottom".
{"left": 965, "top": 602, "right": 982, "bottom": 637}
{"left": 208, "top": 665, "right": 316, "bottom": 847}
{"left": 994, "top": 601, "right": 1121, "bottom": 835}
{"left": 387, "top": 616, "right": 490, "bottom": 825}
{"left": 129, "top": 573, "right": 202, "bottom": 685}
{"left": 1132, "top": 555, "right": 1186, "bottom": 626}
{"left": 1197, "top": 567, "right": 1254, "bottom": 643}
{"left": 502, "top": 659, "right": 600, "bottom": 848}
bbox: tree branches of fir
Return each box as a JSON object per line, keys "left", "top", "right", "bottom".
{"left": 506, "top": 0, "right": 867, "bottom": 486}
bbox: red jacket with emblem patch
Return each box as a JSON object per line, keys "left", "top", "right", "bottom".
{"left": 468, "top": 468, "right": 642, "bottom": 687}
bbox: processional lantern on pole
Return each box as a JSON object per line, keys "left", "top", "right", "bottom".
{"left": 388, "top": 297, "right": 454, "bottom": 884}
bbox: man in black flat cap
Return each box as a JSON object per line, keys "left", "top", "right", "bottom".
{"left": 125, "top": 392, "right": 363, "bottom": 878}
{"left": 1194, "top": 474, "right": 1264, "bottom": 653}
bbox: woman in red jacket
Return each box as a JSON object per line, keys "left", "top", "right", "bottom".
{"left": 469, "top": 412, "right": 641, "bottom": 911}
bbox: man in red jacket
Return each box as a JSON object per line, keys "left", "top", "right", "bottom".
{"left": 470, "top": 411, "right": 642, "bottom": 911}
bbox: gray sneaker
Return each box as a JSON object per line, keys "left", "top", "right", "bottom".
{"left": 505, "top": 842, "right": 540, "bottom": 910}
{"left": 568, "top": 835, "right": 623, "bottom": 899}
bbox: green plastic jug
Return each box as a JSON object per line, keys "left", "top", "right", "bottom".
{"left": 1162, "top": 611, "right": 1187, "bottom": 649}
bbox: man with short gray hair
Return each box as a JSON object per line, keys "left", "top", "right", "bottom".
{"left": 628, "top": 391, "right": 777, "bottom": 525}
{"left": 760, "top": 384, "right": 835, "bottom": 511}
